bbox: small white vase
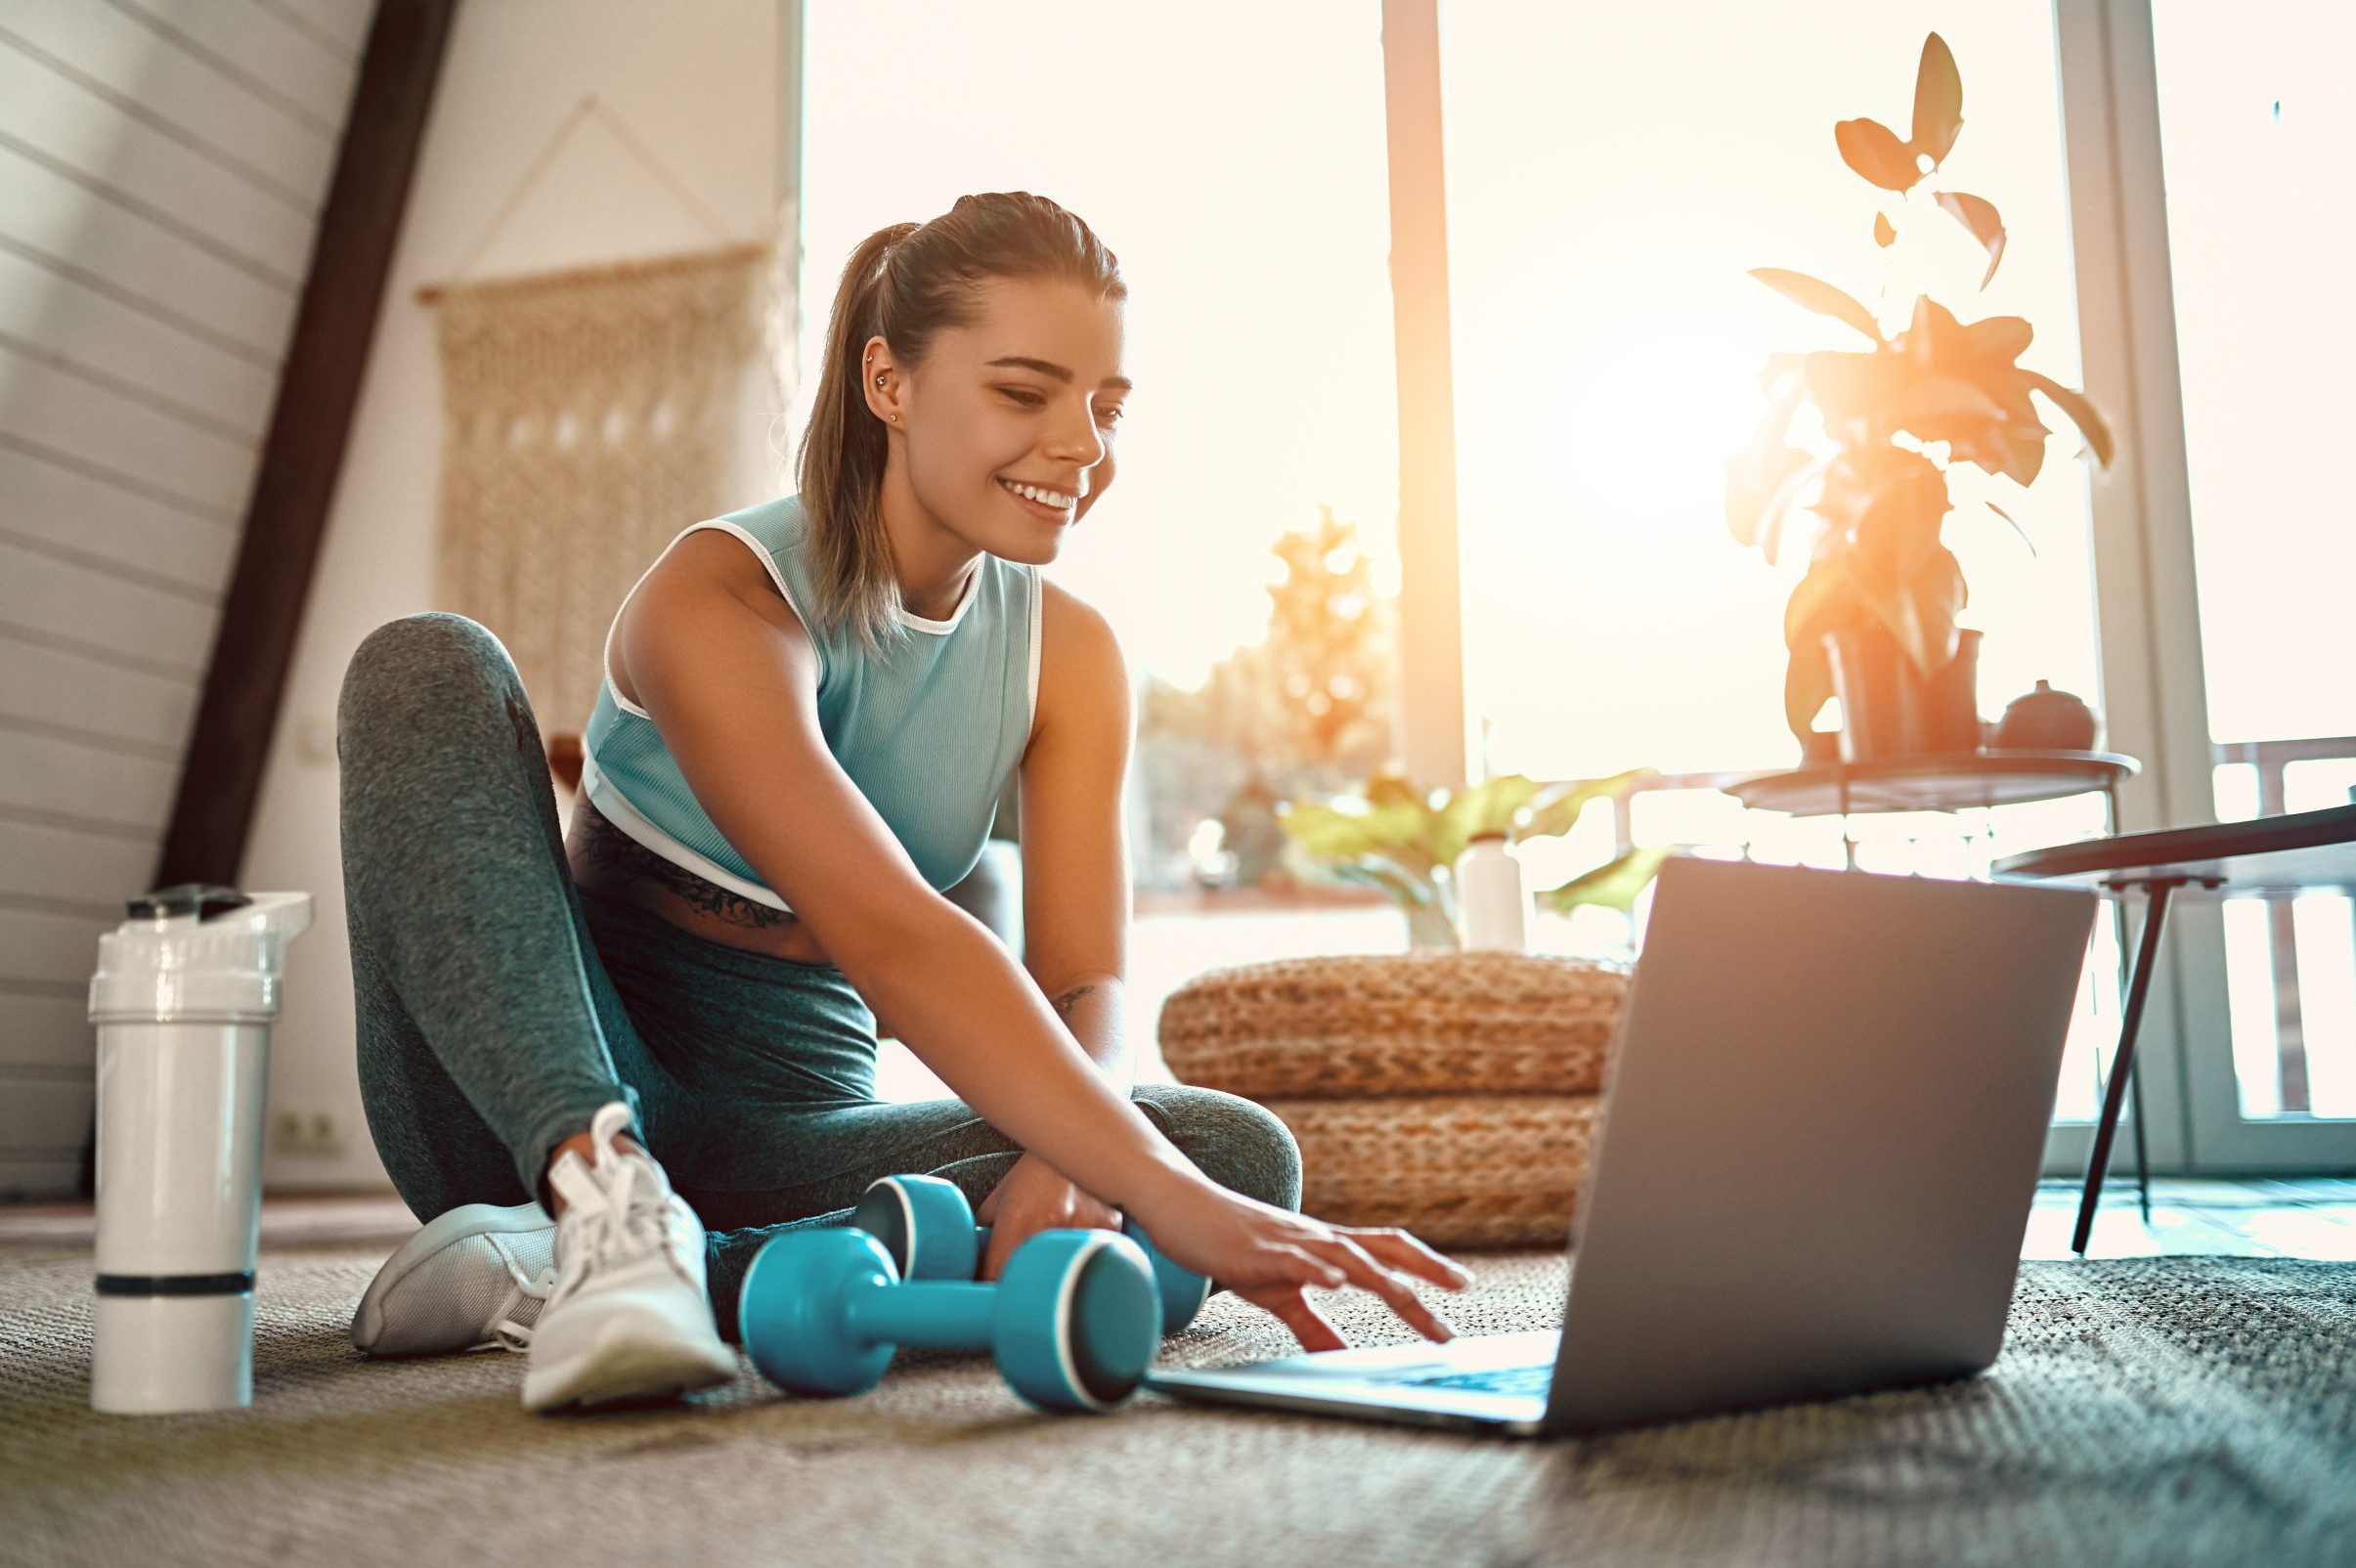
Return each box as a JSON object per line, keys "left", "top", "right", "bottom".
{"left": 1456, "top": 835, "right": 1530, "bottom": 952}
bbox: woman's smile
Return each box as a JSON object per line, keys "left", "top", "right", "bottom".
{"left": 997, "top": 475, "right": 1078, "bottom": 522}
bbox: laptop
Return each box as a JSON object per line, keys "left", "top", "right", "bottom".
{"left": 1145, "top": 856, "right": 2098, "bottom": 1435}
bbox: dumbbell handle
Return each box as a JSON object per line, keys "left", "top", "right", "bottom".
{"left": 843, "top": 1275, "right": 998, "bottom": 1352}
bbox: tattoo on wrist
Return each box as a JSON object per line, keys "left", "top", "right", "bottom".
{"left": 1051, "top": 984, "right": 1095, "bottom": 1020}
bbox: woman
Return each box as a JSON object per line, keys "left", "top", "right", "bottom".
{"left": 340, "top": 192, "right": 1466, "bottom": 1414}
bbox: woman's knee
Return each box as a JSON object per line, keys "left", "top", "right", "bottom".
{"left": 1133, "top": 1083, "right": 1302, "bottom": 1213}
{"left": 339, "top": 614, "right": 542, "bottom": 765}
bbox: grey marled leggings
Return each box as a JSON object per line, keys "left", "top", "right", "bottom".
{"left": 335, "top": 613, "right": 1301, "bottom": 1338}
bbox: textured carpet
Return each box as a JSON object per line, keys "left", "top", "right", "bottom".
{"left": 2, "top": 1244, "right": 2352, "bottom": 1568}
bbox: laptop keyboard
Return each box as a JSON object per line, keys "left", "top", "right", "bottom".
{"left": 1395, "top": 1363, "right": 1553, "bottom": 1399}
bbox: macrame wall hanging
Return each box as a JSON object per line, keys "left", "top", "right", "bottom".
{"left": 420, "top": 94, "right": 777, "bottom": 739}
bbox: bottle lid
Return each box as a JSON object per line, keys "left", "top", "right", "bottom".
{"left": 88, "top": 891, "right": 314, "bottom": 1024}
{"left": 124, "top": 884, "right": 252, "bottom": 922}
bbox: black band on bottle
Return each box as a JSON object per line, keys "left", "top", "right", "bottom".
{"left": 95, "top": 1272, "right": 255, "bottom": 1297}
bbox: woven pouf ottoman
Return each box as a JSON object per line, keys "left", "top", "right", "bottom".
{"left": 1157, "top": 951, "right": 1629, "bottom": 1246}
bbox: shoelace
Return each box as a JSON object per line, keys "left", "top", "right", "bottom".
{"left": 487, "top": 1265, "right": 555, "bottom": 1354}
{"left": 547, "top": 1115, "right": 678, "bottom": 1307}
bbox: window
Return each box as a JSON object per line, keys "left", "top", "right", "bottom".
{"left": 797, "top": 1, "right": 1406, "bottom": 1090}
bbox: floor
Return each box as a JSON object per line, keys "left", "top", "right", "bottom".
{"left": 6, "top": 1177, "right": 2355, "bottom": 1257}
{"left": 2019, "top": 1174, "right": 2356, "bottom": 1259}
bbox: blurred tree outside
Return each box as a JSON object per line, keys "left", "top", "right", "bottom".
{"left": 1134, "top": 507, "right": 1397, "bottom": 893}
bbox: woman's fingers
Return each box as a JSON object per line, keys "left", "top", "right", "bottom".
{"left": 1238, "top": 1285, "right": 1348, "bottom": 1354}
{"left": 1339, "top": 1227, "right": 1472, "bottom": 1290}
{"left": 1304, "top": 1234, "right": 1458, "bottom": 1344}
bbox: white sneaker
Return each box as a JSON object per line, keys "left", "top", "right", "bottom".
{"left": 520, "top": 1102, "right": 737, "bottom": 1413}
{"left": 352, "top": 1201, "right": 556, "bottom": 1357}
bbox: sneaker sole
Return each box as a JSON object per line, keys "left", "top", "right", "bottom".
{"left": 522, "top": 1317, "right": 738, "bottom": 1413}
{"left": 352, "top": 1199, "right": 554, "bottom": 1355}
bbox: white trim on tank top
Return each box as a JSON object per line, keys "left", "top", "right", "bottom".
{"left": 578, "top": 751, "right": 795, "bottom": 912}
{"left": 1026, "top": 564, "right": 1043, "bottom": 730}
{"left": 599, "top": 518, "right": 992, "bottom": 720}
{"left": 598, "top": 519, "right": 823, "bottom": 720}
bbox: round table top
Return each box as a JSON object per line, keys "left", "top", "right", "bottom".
{"left": 1992, "top": 804, "right": 2356, "bottom": 896}
{"left": 1723, "top": 750, "right": 2139, "bottom": 816}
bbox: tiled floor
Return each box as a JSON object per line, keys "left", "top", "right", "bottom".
{"left": 7, "top": 1179, "right": 2355, "bottom": 1259}
{"left": 2020, "top": 1176, "right": 2356, "bottom": 1259}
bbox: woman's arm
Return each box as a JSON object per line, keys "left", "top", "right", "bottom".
{"left": 619, "top": 537, "right": 1187, "bottom": 1213}
{"left": 619, "top": 534, "right": 1466, "bottom": 1345}
{"left": 973, "top": 582, "right": 1135, "bottom": 1263}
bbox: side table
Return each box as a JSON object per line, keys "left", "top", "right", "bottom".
{"left": 1723, "top": 751, "right": 2139, "bottom": 871}
{"left": 1995, "top": 805, "right": 2356, "bottom": 1254}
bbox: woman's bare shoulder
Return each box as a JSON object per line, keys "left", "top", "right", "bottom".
{"left": 1031, "top": 577, "right": 1129, "bottom": 740}
{"left": 613, "top": 528, "right": 813, "bottom": 709}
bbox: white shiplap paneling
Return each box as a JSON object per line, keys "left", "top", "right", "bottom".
{"left": 0, "top": 5, "right": 335, "bottom": 199}
{"left": 0, "top": 244, "right": 279, "bottom": 445}
{"left": 0, "top": 541, "right": 220, "bottom": 674}
{"left": 0, "top": 2, "right": 362, "bottom": 1197}
{"left": 0, "top": 42, "right": 315, "bottom": 274}
{"left": 0, "top": 432, "right": 243, "bottom": 592}
{"left": 0, "top": 626, "right": 202, "bottom": 754}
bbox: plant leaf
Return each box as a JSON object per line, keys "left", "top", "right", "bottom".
{"left": 1847, "top": 457, "right": 1952, "bottom": 592}
{"left": 1538, "top": 846, "right": 1676, "bottom": 915}
{"left": 1758, "top": 351, "right": 1807, "bottom": 392}
{"left": 1749, "top": 267, "right": 1883, "bottom": 342}
{"left": 1935, "top": 192, "right": 2007, "bottom": 288}
{"left": 1874, "top": 211, "right": 1897, "bottom": 248}
{"left": 1785, "top": 632, "right": 1838, "bottom": 738}
{"left": 2019, "top": 370, "right": 2117, "bottom": 466}
{"left": 1844, "top": 546, "right": 1966, "bottom": 680}
{"left": 1885, "top": 373, "right": 2010, "bottom": 447}
{"left": 1911, "top": 33, "right": 1964, "bottom": 167}
{"left": 1986, "top": 501, "right": 2037, "bottom": 557}
{"left": 1433, "top": 774, "right": 1545, "bottom": 866}
{"left": 1518, "top": 768, "right": 1655, "bottom": 842}
{"left": 1758, "top": 451, "right": 1835, "bottom": 567}
{"left": 1276, "top": 799, "right": 1429, "bottom": 865}
{"left": 1783, "top": 556, "right": 1863, "bottom": 652}
{"left": 1836, "top": 116, "right": 1923, "bottom": 193}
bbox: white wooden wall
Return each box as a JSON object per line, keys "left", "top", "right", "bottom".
{"left": 0, "top": 0, "right": 372, "bottom": 1199}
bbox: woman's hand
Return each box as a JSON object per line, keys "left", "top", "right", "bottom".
{"left": 1137, "top": 1178, "right": 1471, "bottom": 1353}
{"left": 975, "top": 1152, "right": 1120, "bottom": 1282}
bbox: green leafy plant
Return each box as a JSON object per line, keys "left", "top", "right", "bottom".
{"left": 1723, "top": 32, "right": 2116, "bottom": 740}
{"left": 1277, "top": 766, "right": 1671, "bottom": 948}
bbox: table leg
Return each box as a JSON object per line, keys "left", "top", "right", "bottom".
{"left": 2129, "top": 1036, "right": 2152, "bottom": 1222}
{"left": 2073, "top": 880, "right": 2176, "bottom": 1255}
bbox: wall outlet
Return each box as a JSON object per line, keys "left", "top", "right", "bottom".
{"left": 271, "top": 1109, "right": 348, "bottom": 1158}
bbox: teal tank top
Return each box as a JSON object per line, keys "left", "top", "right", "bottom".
{"left": 579, "top": 494, "right": 1041, "bottom": 913}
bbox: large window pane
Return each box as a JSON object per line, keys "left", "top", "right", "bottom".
{"left": 2155, "top": 0, "right": 2356, "bottom": 1122}
{"left": 1440, "top": 2, "right": 2096, "bottom": 781}
{"left": 798, "top": 1, "right": 1405, "bottom": 1095}
{"left": 1438, "top": 4, "right": 2125, "bottom": 1118}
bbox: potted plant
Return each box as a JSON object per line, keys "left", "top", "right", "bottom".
{"left": 1723, "top": 31, "right": 2116, "bottom": 761}
{"left": 1277, "top": 766, "right": 1670, "bottom": 949}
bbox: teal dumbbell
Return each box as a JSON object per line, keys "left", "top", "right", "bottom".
{"left": 851, "top": 1174, "right": 1212, "bottom": 1335}
{"left": 737, "top": 1223, "right": 1159, "bottom": 1414}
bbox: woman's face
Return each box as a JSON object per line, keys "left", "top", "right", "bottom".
{"left": 867, "top": 276, "right": 1126, "bottom": 564}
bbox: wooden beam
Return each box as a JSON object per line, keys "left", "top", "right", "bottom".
{"left": 153, "top": 0, "right": 458, "bottom": 890}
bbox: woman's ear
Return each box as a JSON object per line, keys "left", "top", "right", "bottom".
{"left": 860, "top": 334, "right": 901, "bottom": 426}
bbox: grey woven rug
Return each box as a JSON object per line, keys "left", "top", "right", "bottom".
{"left": 2, "top": 1244, "right": 2350, "bottom": 1568}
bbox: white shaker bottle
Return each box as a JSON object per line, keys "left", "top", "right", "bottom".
{"left": 86, "top": 884, "right": 313, "bottom": 1414}
{"left": 1458, "top": 833, "right": 1531, "bottom": 952}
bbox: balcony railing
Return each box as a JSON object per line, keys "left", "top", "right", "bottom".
{"left": 1599, "top": 739, "right": 2356, "bottom": 1123}
{"left": 2211, "top": 735, "right": 2356, "bottom": 1119}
